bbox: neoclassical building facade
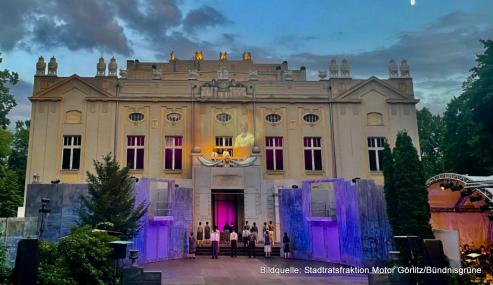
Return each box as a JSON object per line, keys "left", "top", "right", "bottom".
{"left": 25, "top": 53, "right": 419, "bottom": 237}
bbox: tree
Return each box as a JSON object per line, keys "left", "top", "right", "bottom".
{"left": 382, "top": 142, "right": 399, "bottom": 235}
{"left": 443, "top": 40, "right": 493, "bottom": 175}
{"left": 385, "top": 131, "right": 434, "bottom": 239}
{"left": 8, "top": 120, "right": 30, "bottom": 196}
{"left": 79, "top": 154, "right": 147, "bottom": 239}
{"left": 0, "top": 54, "right": 18, "bottom": 129}
{"left": 417, "top": 108, "right": 444, "bottom": 179}
{"left": 0, "top": 128, "right": 21, "bottom": 217}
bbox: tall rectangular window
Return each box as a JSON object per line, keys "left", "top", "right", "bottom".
{"left": 215, "top": 136, "right": 233, "bottom": 156}
{"left": 304, "top": 137, "right": 323, "bottom": 171}
{"left": 368, "top": 137, "right": 385, "bottom": 171}
{"left": 127, "top": 136, "right": 145, "bottom": 170}
{"left": 165, "top": 136, "right": 183, "bottom": 170}
{"left": 265, "top": 137, "right": 283, "bottom": 170}
{"left": 62, "top": 135, "right": 81, "bottom": 170}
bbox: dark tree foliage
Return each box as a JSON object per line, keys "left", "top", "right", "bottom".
{"left": 382, "top": 142, "right": 399, "bottom": 235}
{"left": 0, "top": 128, "right": 21, "bottom": 217}
{"left": 384, "top": 131, "right": 434, "bottom": 239}
{"left": 443, "top": 40, "right": 493, "bottom": 175}
{"left": 79, "top": 154, "right": 147, "bottom": 239}
{"left": 8, "top": 120, "right": 29, "bottom": 197}
{"left": 417, "top": 108, "right": 444, "bottom": 179}
{"left": 0, "top": 54, "right": 18, "bottom": 129}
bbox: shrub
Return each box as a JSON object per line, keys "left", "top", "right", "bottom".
{"left": 38, "top": 227, "right": 117, "bottom": 285}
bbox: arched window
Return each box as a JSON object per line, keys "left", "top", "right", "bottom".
{"left": 216, "top": 113, "right": 232, "bottom": 122}
{"left": 265, "top": 113, "right": 282, "bottom": 123}
{"left": 166, "top": 112, "right": 182, "bottom": 122}
{"left": 303, "top": 113, "right": 320, "bottom": 123}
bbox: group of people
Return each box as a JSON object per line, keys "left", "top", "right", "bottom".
{"left": 187, "top": 220, "right": 291, "bottom": 259}
{"left": 460, "top": 244, "right": 493, "bottom": 281}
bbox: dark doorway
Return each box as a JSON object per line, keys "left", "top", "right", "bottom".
{"left": 211, "top": 190, "right": 244, "bottom": 233}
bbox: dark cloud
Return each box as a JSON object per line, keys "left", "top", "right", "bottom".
{"left": 183, "top": 5, "right": 229, "bottom": 34}
{"left": 7, "top": 80, "right": 33, "bottom": 127}
{"left": 278, "top": 34, "right": 318, "bottom": 51}
{"left": 0, "top": 0, "right": 36, "bottom": 50}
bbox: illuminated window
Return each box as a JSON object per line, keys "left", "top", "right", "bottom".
{"left": 304, "top": 137, "right": 322, "bottom": 171}
{"left": 368, "top": 137, "right": 386, "bottom": 171}
{"left": 165, "top": 136, "right": 182, "bottom": 170}
{"left": 62, "top": 135, "right": 81, "bottom": 170}
{"left": 265, "top": 137, "right": 283, "bottom": 170}
{"left": 303, "top": 114, "right": 320, "bottom": 123}
{"left": 129, "top": 112, "right": 144, "bottom": 122}
{"left": 215, "top": 136, "right": 233, "bottom": 156}
{"left": 127, "top": 136, "right": 145, "bottom": 170}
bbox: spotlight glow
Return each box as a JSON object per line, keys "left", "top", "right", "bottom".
{"left": 411, "top": 0, "right": 416, "bottom": 6}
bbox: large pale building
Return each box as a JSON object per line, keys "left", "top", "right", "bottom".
{"left": 25, "top": 53, "right": 419, "bottom": 237}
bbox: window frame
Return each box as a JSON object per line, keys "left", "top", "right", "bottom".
{"left": 61, "top": 135, "right": 81, "bottom": 170}
{"left": 164, "top": 136, "right": 183, "bottom": 170}
{"left": 368, "top": 137, "right": 386, "bottom": 172}
{"left": 215, "top": 136, "right": 234, "bottom": 156}
{"left": 303, "top": 137, "right": 323, "bottom": 171}
{"left": 265, "top": 136, "right": 284, "bottom": 171}
{"left": 127, "top": 136, "right": 145, "bottom": 170}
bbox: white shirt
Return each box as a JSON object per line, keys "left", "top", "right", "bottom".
{"left": 230, "top": 232, "right": 238, "bottom": 241}
{"left": 211, "top": 231, "right": 220, "bottom": 242}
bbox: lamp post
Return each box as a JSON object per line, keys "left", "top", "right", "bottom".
{"left": 38, "top": 198, "right": 51, "bottom": 240}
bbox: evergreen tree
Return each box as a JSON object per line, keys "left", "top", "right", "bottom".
{"left": 79, "top": 154, "right": 147, "bottom": 239}
{"left": 0, "top": 128, "right": 21, "bottom": 217}
{"left": 382, "top": 142, "right": 399, "bottom": 235}
{"left": 392, "top": 131, "right": 434, "bottom": 239}
{"left": 416, "top": 108, "right": 444, "bottom": 179}
{"left": 8, "top": 120, "right": 30, "bottom": 197}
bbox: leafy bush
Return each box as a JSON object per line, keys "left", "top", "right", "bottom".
{"left": 38, "top": 227, "right": 118, "bottom": 285}
{"left": 0, "top": 241, "right": 11, "bottom": 285}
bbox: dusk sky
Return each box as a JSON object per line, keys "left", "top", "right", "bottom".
{"left": 1, "top": 0, "right": 493, "bottom": 126}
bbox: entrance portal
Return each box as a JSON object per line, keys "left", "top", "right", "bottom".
{"left": 212, "top": 190, "right": 244, "bottom": 232}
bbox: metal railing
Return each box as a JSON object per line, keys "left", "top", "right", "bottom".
{"left": 311, "top": 202, "right": 336, "bottom": 218}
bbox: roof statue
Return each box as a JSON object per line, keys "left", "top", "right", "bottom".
{"left": 170, "top": 51, "right": 176, "bottom": 61}
{"left": 36, "top": 56, "right": 46, "bottom": 75}
{"left": 219, "top": 51, "right": 228, "bottom": 61}
{"left": 400, "top": 59, "right": 411, "bottom": 78}
{"left": 194, "top": 51, "right": 204, "bottom": 61}
{"left": 329, "top": 59, "right": 339, "bottom": 78}
{"left": 96, "top": 57, "right": 106, "bottom": 76}
{"left": 47, "top": 56, "right": 58, "bottom": 76}
{"left": 242, "top": 51, "right": 252, "bottom": 61}
{"left": 388, "top": 59, "right": 398, "bottom": 78}
{"left": 340, "top": 58, "right": 350, "bottom": 78}
{"left": 108, "top": 57, "right": 117, "bottom": 76}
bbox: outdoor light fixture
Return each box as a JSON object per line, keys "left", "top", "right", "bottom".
{"left": 440, "top": 183, "right": 445, "bottom": 190}
{"left": 352, "top": 177, "right": 361, "bottom": 184}
{"left": 38, "top": 198, "right": 51, "bottom": 239}
{"left": 50, "top": 179, "right": 60, "bottom": 184}
{"left": 32, "top": 173, "right": 40, "bottom": 183}
{"left": 450, "top": 184, "right": 463, "bottom": 192}
{"left": 292, "top": 185, "right": 298, "bottom": 189}
{"left": 130, "top": 176, "right": 139, "bottom": 183}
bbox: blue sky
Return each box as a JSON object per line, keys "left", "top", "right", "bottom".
{"left": 1, "top": 0, "right": 493, "bottom": 125}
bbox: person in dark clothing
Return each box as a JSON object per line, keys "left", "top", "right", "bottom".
{"left": 223, "top": 221, "right": 230, "bottom": 242}
{"left": 282, "top": 232, "right": 290, "bottom": 259}
{"left": 248, "top": 231, "right": 257, "bottom": 258}
{"left": 251, "top": 222, "right": 258, "bottom": 241}
{"left": 204, "top": 221, "right": 211, "bottom": 244}
{"left": 230, "top": 228, "right": 238, "bottom": 257}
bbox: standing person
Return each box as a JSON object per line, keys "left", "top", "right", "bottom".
{"left": 264, "top": 230, "right": 271, "bottom": 257}
{"left": 204, "top": 221, "right": 211, "bottom": 245}
{"left": 282, "top": 232, "right": 290, "bottom": 259}
{"left": 211, "top": 226, "right": 220, "bottom": 259}
{"left": 262, "top": 222, "right": 268, "bottom": 243}
{"left": 223, "top": 221, "right": 230, "bottom": 242}
{"left": 244, "top": 221, "right": 250, "bottom": 231}
{"left": 230, "top": 228, "right": 238, "bottom": 257}
{"left": 189, "top": 232, "right": 197, "bottom": 259}
{"left": 248, "top": 230, "right": 257, "bottom": 258}
{"left": 242, "top": 227, "right": 250, "bottom": 249}
{"left": 196, "top": 222, "right": 204, "bottom": 246}
{"left": 251, "top": 222, "right": 258, "bottom": 241}
{"left": 268, "top": 221, "right": 275, "bottom": 245}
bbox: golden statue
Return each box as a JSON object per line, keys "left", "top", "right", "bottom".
{"left": 242, "top": 51, "right": 252, "bottom": 61}
{"left": 219, "top": 51, "right": 228, "bottom": 61}
{"left": 234, "top": 122, "right": 254, "bottom": 158}
{"left": 194, "top": 51, "right": 204, "bottom": 61}
{"left": 170, "top": 51, "right": 175, "bottom": 61}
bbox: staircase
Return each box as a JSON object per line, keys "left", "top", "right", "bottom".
{"left": 195, "top": 243, "right": 281, "bottom": 256}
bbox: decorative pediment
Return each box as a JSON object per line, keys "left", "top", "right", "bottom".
{"left": 333, "top": 76, "right": 416, "bottom": 103}
{"left": 30, "top": 75, "right": 113, "bottom": 101}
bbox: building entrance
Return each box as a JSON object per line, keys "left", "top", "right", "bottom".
{"left": 211, "top": 190, "right": 244, "bottom": 233}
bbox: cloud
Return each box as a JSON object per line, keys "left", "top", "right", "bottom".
{"left": 7, "top": 80, "right": 33, "bottom": 127}
{"left": 0, "top": 0, "right": 36, "bottom": 50}
{"left": 183, "top": 5, "right": 229, "bottom": 34}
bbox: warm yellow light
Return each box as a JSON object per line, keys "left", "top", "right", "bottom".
{"left": 170, "top": 51, "right": 175, "bottom": 61}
